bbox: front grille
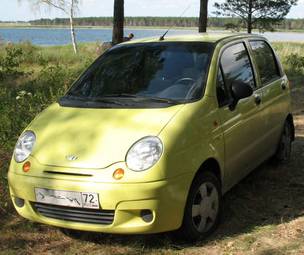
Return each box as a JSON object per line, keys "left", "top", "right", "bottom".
{"left": 33, "top": 202, "right": 114, "bottom": 225}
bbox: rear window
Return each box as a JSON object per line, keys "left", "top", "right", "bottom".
{"left": 249, "top": 41, "right": 281, "bottom": 85}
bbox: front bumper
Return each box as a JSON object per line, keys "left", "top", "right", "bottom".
{"left": 8, "top": 171, "right": 192, "bottom": 234}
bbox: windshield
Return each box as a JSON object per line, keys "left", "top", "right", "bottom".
{"left": 63, "top": 42, "right": 214, "bottom": 108}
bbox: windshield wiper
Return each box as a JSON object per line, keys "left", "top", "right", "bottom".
{"left": 64, "top": 94, "right": 183, "bottom": 106}
{"left": 61, "top": 95, "right": 129, "bottom": 106}
{"left": 102, "top": 93, "right": 139, "bottom": 98}
{"left": 144, "top": 97, "right": 182, "bottom": 104}
{"left": 90, "top": 97, "right": 129, "bottom": 106}
{"left": 102, "top": 94, "right": 182, "bottom": 104}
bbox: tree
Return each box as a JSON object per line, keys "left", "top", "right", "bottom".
{"left": 25, "top": 0, "right": 79, "bottom": 53}
{"left": 112, "top": 0, "right": 124, "bottom": 45}
{"left": 214, "top": 0, "right": 298, "bottom": 33}
{"left": 199, "top": 0, "right": 208, "bottom": 32}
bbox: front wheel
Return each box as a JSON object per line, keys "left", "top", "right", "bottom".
{"left": 177, "top": 172, "right": 222, "bottom": 241}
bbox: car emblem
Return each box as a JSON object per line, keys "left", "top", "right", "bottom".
{"left": 66, "top": 155, "right": 78, "bottom": 161}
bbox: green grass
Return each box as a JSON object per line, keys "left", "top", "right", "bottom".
{"left": 0, "top": 41, "right": 304, "bottom": 254}
{"left": 0, "top": 42, "right": 99, "bottom": 217}
{"left": 273, "top": 42, "right": 304, "bottom": 86}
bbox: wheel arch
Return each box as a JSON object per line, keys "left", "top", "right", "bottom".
{"left": 178, "top": 157, "right": 223, "bottom": 239}
{"left": 193, "top": 158, "right": 222, "bottom": 188}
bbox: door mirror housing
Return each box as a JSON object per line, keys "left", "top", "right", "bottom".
{"left": 230, "top": 81, "right": 253, "bottom": 110}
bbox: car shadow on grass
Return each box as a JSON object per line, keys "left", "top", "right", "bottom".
{"left": 59, "top": 134, "right": 304, "bottom": 251}
{"left": 209, "top": 137, "right": 304, "bottom": 241}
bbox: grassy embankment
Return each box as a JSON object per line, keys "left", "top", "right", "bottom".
{"left": 0, "top": 41, "right": 304, "bottom": 254}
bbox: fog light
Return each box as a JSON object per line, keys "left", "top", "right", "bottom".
{"left": 22, "top": 161, "right": 31, "bottom": 173}
{"left": 113, "top": 168, "right": 125, "bottom": 180}
{"left": 140, "top": 210, "right": 153, "bottom": 223}
{"left": 14, "top": 197, "right": 25, "bottom": 208}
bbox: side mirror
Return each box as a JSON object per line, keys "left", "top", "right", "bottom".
{"left": 230, "top": 81, "right": 253, "bottom": 109}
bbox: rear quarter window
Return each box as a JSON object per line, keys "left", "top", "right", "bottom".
{"left": 249, "top": 41, "right": 281, "bottom": 85}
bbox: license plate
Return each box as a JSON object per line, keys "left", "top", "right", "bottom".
{"left": 35, "top": 188, "right": 100, "bottom": 209}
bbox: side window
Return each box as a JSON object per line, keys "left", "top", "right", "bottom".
{"left": 220, "top": 43, "right": 256, "bottom": 91}
{"left": 249, "top": 40, "right": 281, "bottom": 85}
{"left": 216, "top": 67, "right": 230, "bottom": 107}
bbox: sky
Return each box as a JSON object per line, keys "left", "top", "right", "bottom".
{"left": 0, "top": 0, "right": 303, "bottom": 21}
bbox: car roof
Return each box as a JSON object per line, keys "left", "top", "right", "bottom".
{"left": 123, "top": 33, "right": 267, "bottom": 45}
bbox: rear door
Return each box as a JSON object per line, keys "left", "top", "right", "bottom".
{"left": 216, "top": 41, "right": 266, "bottom": 190}
{"left": 248, "top": 40, "right": 289, "bottom": 154}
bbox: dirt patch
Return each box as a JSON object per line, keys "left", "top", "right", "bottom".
{"left": 292, "top": 86, "right": 304, "bottom": 138}
{"left": 292, "top": 86, "right": 304, "bottom": 114}
{"left": 294, "top": 115, "right": 304, "bottom": 137}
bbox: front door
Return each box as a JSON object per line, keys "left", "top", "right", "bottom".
{"left": 216, "top": 42, "right": 266, "bottom": 191}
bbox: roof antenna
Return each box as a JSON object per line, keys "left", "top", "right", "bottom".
{"left": 159, "top": 4, "right": 192, "bottom": 41}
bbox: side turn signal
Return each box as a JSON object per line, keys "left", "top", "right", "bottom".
{"left": 22, "top": 161, "right": 31, "bottom": 173}
{"left": 113, "top": 168, "right": 125, "bottom": 180}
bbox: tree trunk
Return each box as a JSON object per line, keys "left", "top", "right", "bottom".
{"left": 112, "top": 0, "right": 124, "bottom": 45}
{"left": 70, "top": 0, "right": 78, "bottom": 54}
{"left": 199, "top": 0, "right": 208, "bottom": 33}
{"left": 247, "top": 0, "right": 253, "bottom": 33}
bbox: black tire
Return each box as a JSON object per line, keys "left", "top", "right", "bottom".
{"left": 60, "top": 228, "right": 84, "bottom": 239}
{"left": 177, "top": 171, "right": 222, "bottom": 242}
{"left": 274, "top": 121, "right": 293, "bottom": 163}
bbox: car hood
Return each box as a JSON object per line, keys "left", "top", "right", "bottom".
{"left": 29, "top": 103, "right": 183, "bottom": 169}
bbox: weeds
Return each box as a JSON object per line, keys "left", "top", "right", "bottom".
{"left": 273, "top": 42, "right": 304, "bottom": 85}
{"left": 0, "top": 45, "right": 23, "bottom": 78}
{"left": 0, "top": 42, "right": 97, "bottom": 216}
{"left": 285, "top": 54, "right": 304, "bottom": 72}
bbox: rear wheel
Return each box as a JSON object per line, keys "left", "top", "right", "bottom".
{"left": 274, "top": 121, "right": 293, "bottom": 162}
{"left": 177, "top": 172, "right": 221, "bottom": 241}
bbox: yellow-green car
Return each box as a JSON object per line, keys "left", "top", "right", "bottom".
{"left": 8, "top": 33, "right": 294, "bottom": 241}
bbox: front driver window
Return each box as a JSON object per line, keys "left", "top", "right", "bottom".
{"left": 220, "top": 43, "right": 256, "bottom": 92}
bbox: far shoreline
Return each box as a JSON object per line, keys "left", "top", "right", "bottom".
{"left": 0, "top": 24, "right": 304, "bottom": 33}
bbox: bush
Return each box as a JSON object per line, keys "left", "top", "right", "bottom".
{"left": 0, "top": 44, "right": 24, "bottom": 77}
{"left": 0, "top": 42, "right": 98, "bottom": 215}
{"left": 0, "top": 43, "right": 93, "bottom": 147}
{"left": 285, "top": 53, "right": 304, "bottom": 72}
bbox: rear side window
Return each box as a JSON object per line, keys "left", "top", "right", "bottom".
{"left": 220, "top": 43, "right": 256, "bottom": 90}
{"left": 249, "top": 41, "right": 281, "bottom": 85}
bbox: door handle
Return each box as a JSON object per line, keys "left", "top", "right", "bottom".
{"left": 254, "top": 94, "right": 261, "bottom": 105}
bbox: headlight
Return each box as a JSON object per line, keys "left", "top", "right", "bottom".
{"left": 14, "top": 131, "right": 36, "bottom": 163}
{"left": 126, "top": 136, "right": 163, "bottom": 172}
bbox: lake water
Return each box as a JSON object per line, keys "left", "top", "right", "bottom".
{"left": 0, "top": 27, "right": 303, "bottom": 46}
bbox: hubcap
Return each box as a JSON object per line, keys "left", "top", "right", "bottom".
{"left": 192, "top": 182, "right": 219, "bottom": 233}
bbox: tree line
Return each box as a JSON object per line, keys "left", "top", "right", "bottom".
{"left": 29, "top": 16, "right": 304, "bottom": 31}
{"left": 28, "top": 17, "right": 245, "bottom": 27}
